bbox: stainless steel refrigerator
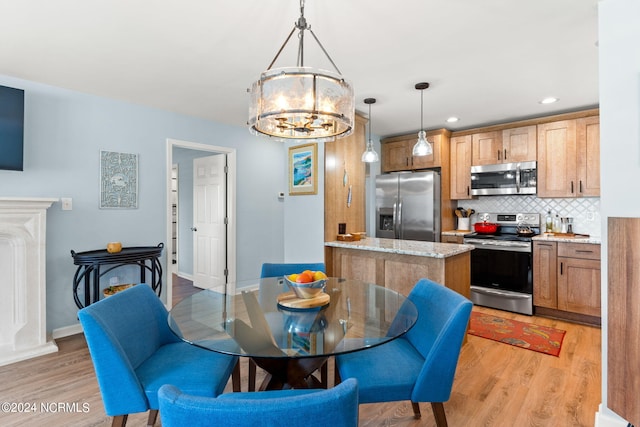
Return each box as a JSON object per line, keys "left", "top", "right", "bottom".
{"left": 375, "top": 171, "right": 441, "bottom": 242}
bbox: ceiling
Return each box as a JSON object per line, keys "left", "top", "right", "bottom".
{"left": 0, "top": 0, "right": 600, "bottom": 138}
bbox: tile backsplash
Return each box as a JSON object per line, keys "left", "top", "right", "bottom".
{"left": 456, "top": 196, "right": 601, "bottom": 237}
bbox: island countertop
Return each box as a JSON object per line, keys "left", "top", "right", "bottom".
{"left": 325, "top": 237, "right": 474, "bottom": 259}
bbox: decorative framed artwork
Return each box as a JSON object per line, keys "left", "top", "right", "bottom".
{"left": 288, "top": 143, "right": 318, "bottom": 195}
{"left": 100, "top": 150, "right": 138, "bottom": 208}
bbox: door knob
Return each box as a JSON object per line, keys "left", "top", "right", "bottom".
{"left": 190, "top": 227, "right": 197, "bottom": 232}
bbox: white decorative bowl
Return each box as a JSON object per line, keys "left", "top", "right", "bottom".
{"left": 284, "top": 276, "right": 327, "bottom": 299}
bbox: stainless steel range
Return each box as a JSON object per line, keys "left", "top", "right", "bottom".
{"left": 464, "top": 213, "right": 540, "bottom": 315}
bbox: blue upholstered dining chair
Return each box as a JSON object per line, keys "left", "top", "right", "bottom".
{"left": 260, "top": 262, "right": 326, "bottom": 278}
{"left": 158, "top": 377, "right": 359, "bottom": 427}
{"left": 335, "top": 278, "right": 472, "bottom": 427}
{"left": 248, "top": 262, "right": 327, "bottom": 390}
{"left": 78, "top": 284, "right": 240, "bottom": 427}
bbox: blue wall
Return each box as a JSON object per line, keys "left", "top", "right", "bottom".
{"left": 0, "top": 74, "right": 287, "bottom": 332}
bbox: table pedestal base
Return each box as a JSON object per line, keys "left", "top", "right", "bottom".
{"left": 252, "top": 356, "right": 328, "bottom": 390}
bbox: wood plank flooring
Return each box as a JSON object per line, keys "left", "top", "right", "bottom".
{"left": 0, "top": 277, "right": 601, "bottom": 426}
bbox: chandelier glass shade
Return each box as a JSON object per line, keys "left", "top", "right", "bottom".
{"left": 248, "top": 67, "right": 354, "bottom": 141}
{"left": 412, "top": 82, "right": 433, "bottom": 156}
{"left": 248, "top": 0, "right": 354, "bottom": 142}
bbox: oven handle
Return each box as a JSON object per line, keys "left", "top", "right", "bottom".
{"left": 464, "top": 241, "right": 532, "bottom": 253}
{"left": 515, "top": 163, "right": 521, "bottom": 193}
{"left": 471, "top": 286, "right": 532, "bottom": 299}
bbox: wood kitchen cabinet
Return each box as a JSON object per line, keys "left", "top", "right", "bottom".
{"left": 324, "top": 114, "right": 366, "bottom": 242}
{"left": 471, "top": 126, "right": 536, "bottom": 166}
{"left": 381, "top": 129, "right": 449, "bottom": 172}
{"left": 449, "top": 134, "right": 472, "bottom": 200}
{"left": 441, "top": 235, "right": 464, "bottom": 244}
{"left": 533, "top": 240, "right": 601, "bottom": 324}
{"left": 537, "top": 116, "right": 600, "bottom": 198}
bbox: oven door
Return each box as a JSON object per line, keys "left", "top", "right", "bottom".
{"left": 466, "top": 243, "right": 534, "bottom": 315}
{"left": 469, "top": 246, "right": 532, "bottom": 294}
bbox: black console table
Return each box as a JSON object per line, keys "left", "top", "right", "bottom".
{"left": 71, "top": 243, "right": 164, "bottom": 309}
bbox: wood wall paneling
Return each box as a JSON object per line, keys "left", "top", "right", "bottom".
{"left": 608, "top": 217, "right": 640, "bottom": 426}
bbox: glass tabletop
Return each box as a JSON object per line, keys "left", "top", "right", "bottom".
{"left": 168, "top": 277, "right": 418, "bottom": 359}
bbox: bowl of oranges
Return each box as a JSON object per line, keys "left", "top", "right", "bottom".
{"left": 284, "top": 270, "right": 328, "bottom": 299}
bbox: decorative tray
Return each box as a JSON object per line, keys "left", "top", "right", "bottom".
{"left": 277, "top": 291, "right": 330, "bottom": 310}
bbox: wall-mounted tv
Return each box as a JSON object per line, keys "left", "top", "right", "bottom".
{"left": 0, "top": 85, "right": 25, "bottom": 171}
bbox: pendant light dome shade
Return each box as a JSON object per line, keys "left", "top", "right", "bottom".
{"left": 412, "top": 82, "right": 433, "bottom": 156}
{"left": 248, "top": 0, "right": 355, "bottom": 142}
{"left": 361, "top": 98, "right": 379, "bottom": 163}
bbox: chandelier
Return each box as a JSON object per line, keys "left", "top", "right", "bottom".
{"left": 248, "top": 0, "right": 355, "bottom": 142}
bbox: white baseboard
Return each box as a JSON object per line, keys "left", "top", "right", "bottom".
{"left": 52, "top": 323, "right": 83, "bottom": 339}
{"left": 595, "top": 404, "right": 630, "bottom": 427}
{"left": 177, "top": 271, "right": 193, "bottom": 281}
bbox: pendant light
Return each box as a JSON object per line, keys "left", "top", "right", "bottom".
{"left": 412, "top": 82, "right": 433, "bottom": 156}
{"left": 361, "top": 98, "right": 379, "bottom": 163}
{"left": 248, "top": 0, "right": 355, "bottom": 142}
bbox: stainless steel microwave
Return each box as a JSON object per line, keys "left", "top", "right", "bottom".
{"left": 470, "top": 161, "right": 537, "bottom": 196}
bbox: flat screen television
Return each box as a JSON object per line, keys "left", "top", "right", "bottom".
{"left": 0, "top": 85, "right": 25, "bottom": 171}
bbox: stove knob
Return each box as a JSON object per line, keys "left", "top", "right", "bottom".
{"left": 516, "top": 214, "right": 524, "bottom": 222}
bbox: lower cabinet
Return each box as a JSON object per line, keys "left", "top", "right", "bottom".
{"left": 533, "top": 241, "right": 601, "bottom": 324}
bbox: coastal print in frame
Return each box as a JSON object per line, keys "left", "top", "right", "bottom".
{"left": 289, "top": 143, "right": 318, "bottom": 195}
{"left": 100, "top": 150, "right": 138, "bottom": 208}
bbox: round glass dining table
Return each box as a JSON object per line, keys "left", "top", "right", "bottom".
{"left": 168, "top": 277, "right": 418, "bottom": 390}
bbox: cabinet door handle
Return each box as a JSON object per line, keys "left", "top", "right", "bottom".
{"left": 467, "top": 186, "right": 470, "bottom": 196}
{"left": 537, "top": 243, "right": 554, "bottom": 247}
{"left": 560, "top": 262, "right": 564, "bottom": 275}
{"left": 580, "top": 180, "right": 583, "bottom": 193}
{"left": 406, "top": 158, "right": 409, "bottom": 166}
{"left": 576, "top": 249, "right": 594, "bottom": 254}
{"left": 497, "top": 150, "right": 501, "bottom": 161}
{"left": 570, "top": 181, "right": 574, "bottom": 194}
{"left": 504, "top": 149, "right": 507, "bottom": 160}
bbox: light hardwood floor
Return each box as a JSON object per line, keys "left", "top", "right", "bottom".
{"left": 0, "top": 279, "right": 601, "bottom": 427}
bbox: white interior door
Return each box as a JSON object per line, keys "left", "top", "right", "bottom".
{"left": 193, "top": 154, "right": 226, "bottom": 291}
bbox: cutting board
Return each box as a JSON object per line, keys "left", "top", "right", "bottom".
{"left": 277, "top": 291, "right": 330, "bottom": 309}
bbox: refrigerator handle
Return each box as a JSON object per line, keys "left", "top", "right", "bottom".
{"left": 396, "top": 199, "right": 403, "bottom": 239}
{"left": 392, "top": 202, "right": 398, "bottom": 238}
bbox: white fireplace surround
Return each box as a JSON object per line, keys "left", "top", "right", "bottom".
{"left": 0, "top": 197, "right": 58, "bottom": 366}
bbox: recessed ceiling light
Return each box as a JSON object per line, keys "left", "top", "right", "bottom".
{"left": 446, "top": 117, "right": 459, "bottom": 123}
{"left": 540, "top": 97, "right": 559, "bottom": 104}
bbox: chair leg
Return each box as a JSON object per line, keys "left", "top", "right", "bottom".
{"left": 248, "top": 359, "right": 257, "bottom": 392}
{"left": 147, "top": 409, "right": 158, "bottom": 427}
{"left": 430, "top": 402, "right": 448, "bottom": 427}
{"left": 411, "top": 401, "right": 421, "bottom": 419}
{"left": 334, "top": 365, "right": 341, "bottom": 385}
{"left": 111, "top": 414, "right": 128, "bottom": 427}
{"left": 232, "top": 360, "right": 241, "bottom": 392}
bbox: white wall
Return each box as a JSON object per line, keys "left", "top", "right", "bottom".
{"left": 598, "top": 0, "right": 640, "bottom": 424}
{"left": 0, "top": 74, "right": 287, "bottom": 332}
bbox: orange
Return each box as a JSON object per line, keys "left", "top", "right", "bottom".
{"left": 296, "top": 271, "right": 313, "bottom": 283}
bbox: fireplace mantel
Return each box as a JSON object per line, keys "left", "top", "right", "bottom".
{"left": 0, "top": 197, "right": 59, "bottom": 365}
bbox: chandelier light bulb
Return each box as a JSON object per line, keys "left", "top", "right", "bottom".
{"left": 361, "top": 98, "right": 379, "bottom": 163}
{"left": 412, "top": 82, "right": 432, "bottom": 157}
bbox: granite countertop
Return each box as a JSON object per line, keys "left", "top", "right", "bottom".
{"left": 533, "top": 234, "right": 601, "bottom": 244}
{"left": 325, "top": 237, "right": 474, "bottom": 259}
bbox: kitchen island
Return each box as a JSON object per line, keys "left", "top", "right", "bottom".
{"left": 325, "top": 237, "right": 474, "bottom": 298}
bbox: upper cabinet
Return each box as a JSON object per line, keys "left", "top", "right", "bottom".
{"left": 471, "top": 126, "right": 537, "bottom": 166}
{"left": 537, "top": 116, "right": 600, "bottom": 198}
{"left": 450, "top": 135, "right": 472, "bottom": 200}
{"left": 381, "top": 129, "right": 449, "bottom": 173}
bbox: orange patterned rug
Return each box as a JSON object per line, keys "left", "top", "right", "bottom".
{"left": 468, "top": 311, "right": 566, "bottom": 357}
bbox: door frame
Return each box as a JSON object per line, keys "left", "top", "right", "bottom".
{"left": 165, "top": 138, "right": 237, "bottom": 308}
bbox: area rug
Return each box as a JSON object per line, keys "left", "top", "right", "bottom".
{"left": 467, "top": 311, "right": 566, "bottom": 356}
